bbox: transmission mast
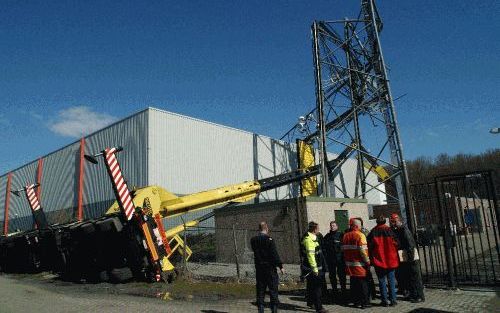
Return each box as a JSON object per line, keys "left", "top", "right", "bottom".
{"left": 281, "top": 0, "right": 416, "bottom": 231}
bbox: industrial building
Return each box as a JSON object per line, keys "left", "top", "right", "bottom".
{"left": 0, "top": 107, "right": 386, "bottom": 234}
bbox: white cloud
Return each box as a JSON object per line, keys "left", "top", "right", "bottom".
{"left": 49, "top": 106, "right": 117, "bottom": 138}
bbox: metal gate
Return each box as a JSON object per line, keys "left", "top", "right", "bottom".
{"left": 411, "top": 170, "right": 499, "bottom": 287}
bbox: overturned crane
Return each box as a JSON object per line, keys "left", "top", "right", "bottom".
{"left": 0, "top": 142, "right": 356, "bottom": 282}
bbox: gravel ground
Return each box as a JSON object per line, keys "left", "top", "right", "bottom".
{"left": 0, "top": 267, "right": 498, "bottom": 313}
{"left": 186, "top": 262, "right": 301, "bottom": 282}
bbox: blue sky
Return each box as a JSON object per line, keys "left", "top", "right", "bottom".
{"left": 0, "top": 1, "right": 498, "bottom": 174}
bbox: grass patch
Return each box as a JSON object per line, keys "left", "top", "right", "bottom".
{"left": 171, "top": 278, "right": 254, "bottom": 299}
{"left": 168, "top": 278, "right": 304, "bottom": 300}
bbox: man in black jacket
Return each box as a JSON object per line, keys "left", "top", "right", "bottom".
{"left": 251, "top": 221, "right": 284, "bottom": 313}
{"left": 322, "top": 221, "right": 346, "bottom": 298}
{"left": 390, "top": 213, "right": 425, "bottom": 303}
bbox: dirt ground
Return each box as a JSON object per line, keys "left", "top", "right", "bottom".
{"left": 0, "top": 272, "right": 498, "bottom": 313}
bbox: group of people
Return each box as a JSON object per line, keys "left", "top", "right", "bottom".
{"left": 250, "top": 214, "right": 425, "bottom": 313}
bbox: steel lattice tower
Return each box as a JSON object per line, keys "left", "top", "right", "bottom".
{"left": 281, "top": 0, "right": 415, "bottom": 230}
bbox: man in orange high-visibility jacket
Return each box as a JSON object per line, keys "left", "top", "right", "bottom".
{"left": 342, "top": 218, "right": 371, "bottom": 309}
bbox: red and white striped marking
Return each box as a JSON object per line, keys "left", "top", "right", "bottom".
{"left": 104, "top": 147, "right": 135, "bottom": 221}
{"left": 25, "top": 184, "right": 41, "bottom": 211}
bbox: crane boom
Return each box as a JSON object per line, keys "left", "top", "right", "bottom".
{"left": 105, "top": 143, "right": 356, "bottom": 220}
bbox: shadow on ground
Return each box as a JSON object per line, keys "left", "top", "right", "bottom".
{"left": 407, "top": 309, "right": 453, "bottom": 313}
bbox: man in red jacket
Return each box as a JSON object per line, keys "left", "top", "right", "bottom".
{"left": 367, "top": 215, "right": 399, "bottom": 307}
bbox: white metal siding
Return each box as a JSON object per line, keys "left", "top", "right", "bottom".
{"left": 148, "top": 108, "right": 300, "bottom": 196}
{"left": 148, "top": 108, "right": 254, "bottom": 194}
{"left": 328, "top": 151, "right": 387, "bottom": 205}
{"left": 148, "top": 108, "right": 303, "bottom": 229}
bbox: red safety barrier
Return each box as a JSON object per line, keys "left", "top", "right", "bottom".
{"left": 25, "top": 184, "right": 41, "bottom": 211}
{"left": 104, "top": 147, "right": 135, "bottom": 220}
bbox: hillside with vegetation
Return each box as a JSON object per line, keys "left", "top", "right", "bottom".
{"left": 406, "top": 148, "right": 500, "bottom": 190}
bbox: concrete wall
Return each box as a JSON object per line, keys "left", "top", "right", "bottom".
{"left": 304, "top": 197, "right": 373, "bottom": 234}
{"left": 214, "top": 196, "right": 371, "bottom": 264}
{"left": 214, "top": 198, "right": 304, "bottom": 264}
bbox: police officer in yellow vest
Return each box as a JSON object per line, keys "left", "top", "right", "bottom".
{"left": 302, "top": 221, "right": 329, "bottom": 313}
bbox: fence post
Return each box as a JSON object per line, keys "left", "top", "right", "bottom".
{"left": 232, "top": 224, "right": 241, "bottom": 280}
{"left": 183, "top": 220, "right": 188, "bottom": 274}
{"left": 435, "top": 178, "right": 457, "bottom": 289}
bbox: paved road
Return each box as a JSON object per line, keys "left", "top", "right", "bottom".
{"left": 0, "top": 274, "right": 498, "bottom": 313}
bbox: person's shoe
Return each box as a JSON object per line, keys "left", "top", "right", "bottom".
{"left": 257, "top": 304, "right": 265, "bottom": 313}
{"left": 380, "top": 301, "right": 390, "bottom": 307}
{"left": 364, "top": 304, "right": 372, "bottom": 308}
{"left": 390, "top": 300, "right": 398, "bottom": 306}
{"left": 271, "top": 304, "right": 278, "bottom": 313}
{"left": 355, "top": 304, "right": 364, "bottom": 309}
{"left": 410, "top": 297, "right": 424, "bottom": 303}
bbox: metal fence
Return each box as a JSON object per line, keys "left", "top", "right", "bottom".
{"left": 175, "top": 224, "right": 297, "bottom": 282}
{"left": 411, "top": 170, "right": 499, "bottom": 287}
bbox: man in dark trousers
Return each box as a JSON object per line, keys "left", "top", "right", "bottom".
{"left": 343, "top": 218, "right": 371, "bottom": 309}
{"left": 251, "top": 221, "right": 284, "bottom": 313}
{"left": 355, "top": 217, "right": 377, "bottom": 300}
{"left": 302, "top": 221, "right": 329, "bottom": 313}
{"left": 390, "top": 213, "right": 425, "bottom": 303}
{"left": 316, "top": 231, "right": 329, "bottom": 300}
{"left": 322, "top": 221, "right": 346, "bottom": 300}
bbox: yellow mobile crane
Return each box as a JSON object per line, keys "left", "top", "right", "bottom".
{"left": 82, "top": 143, "right": 357, "bottom": 282}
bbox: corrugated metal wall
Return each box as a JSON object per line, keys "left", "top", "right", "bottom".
{"left": 41, "top": 142, "right": 80, "bottom": 224}
{"left": 253, "top": 135, "right": 299, "bottom": 201}
{"left": 0, "top": 110, "right": 149, "bottom": 234}
{"left": 83, "top": 110, "right": 148, "bottom": 219}
{"left": 3, "top": 161, "right": 38, "bottom": 232}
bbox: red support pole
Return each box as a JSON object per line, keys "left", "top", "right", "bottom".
{"left": 77, "top": 138, "right": 85, "bottom": 221}
{"left": 3, "top": 173, "right": 12, "bottom": 235}
{"left": 36, "top": 158, "right": 44, "bottom": 201}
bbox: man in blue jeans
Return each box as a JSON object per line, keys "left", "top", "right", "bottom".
{"left": 367, "top": 215, "right": 399, "bottom": 306}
